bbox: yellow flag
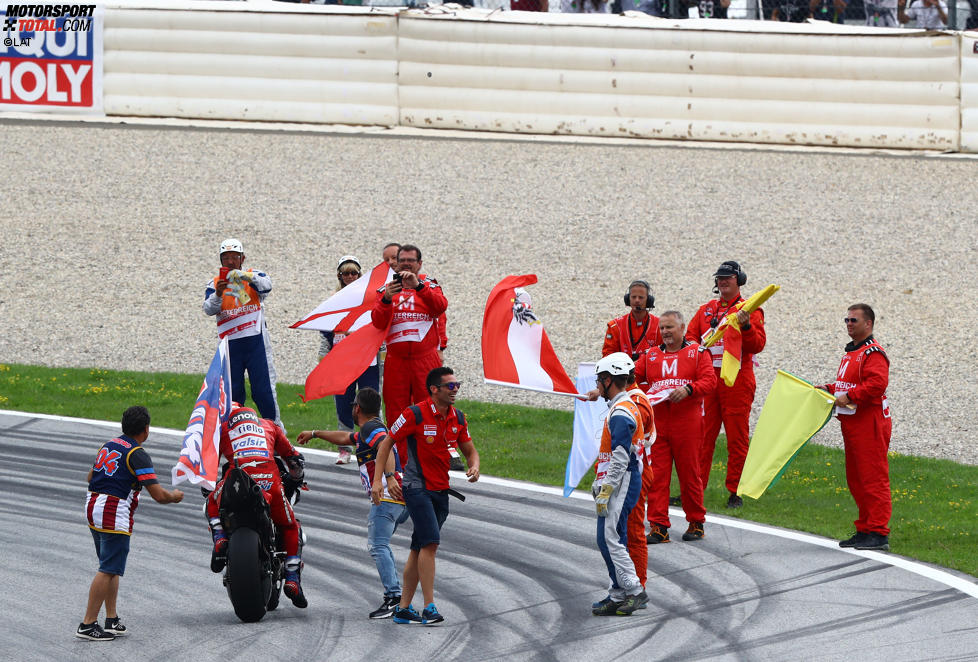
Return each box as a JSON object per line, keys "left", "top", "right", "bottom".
{"left": 737, "top": 370, "right": 835, "bottom": 500}
{"left": 701, "top": 283, "right": 780, "bottom": 349}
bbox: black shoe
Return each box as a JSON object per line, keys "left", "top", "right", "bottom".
{"left": 669, "top": 495, "right": 682, "bottom": 507}
{"left": 635, "top": 590, "right": 649, "bottom": 610}
{"left": 449, "top": 456, "right": 465, "bottom": 472}
{"left": 854, "top": 533, "right": 890, "bottom": 552}
{"left": 421, "top": 602, "right": 445, "bottom": 625}
{"left": 75, "top": 622, "right": 115, "bottom": 641}
{"left": 393, "top": 605, "right": 424, "bottom": 624}
{"left": 839, "top": 531, "right": 868, "bottom": 548}
{"left": 369, "top": 595, "right": 400, "bottom": 619}
{"left": 103, "top": 616, "right": 127, "bottom": 636}
{"left": 682, "top": 522, "right": 705, "bottom": 541}
{"left": 726, "top": 493, "right": 743, "bottom": 509}
{"left": 646, "top": 524, "right": 670, "bottom": 544}
{"left": 592, "top": 599, "right": 623, "bottom": 616}
{"left": 616, "top": 592, "right": 645, "bottom": 616}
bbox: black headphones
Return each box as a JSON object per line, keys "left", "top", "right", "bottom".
{"left": 713, "top": 261, "right": 747, "bottom": 289}
{"left": 624, "top": 280, "right": 654, "bottom": 309}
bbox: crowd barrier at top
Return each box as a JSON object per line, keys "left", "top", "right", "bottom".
{"left": 83, "top": 0, "right": 978, "bottom": 152}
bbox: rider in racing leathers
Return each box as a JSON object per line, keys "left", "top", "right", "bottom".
{"left": 206, "top": 404, "right": 308, "bottom": 608}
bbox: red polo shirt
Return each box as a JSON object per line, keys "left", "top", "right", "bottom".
{"left": 389, "top": 397, "right": 470, "bottom": 491}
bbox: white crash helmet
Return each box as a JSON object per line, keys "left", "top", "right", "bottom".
{"left": 219, "top": 238, "right": 244, "bottom": 255}
{"left": 595, "top": 352, "right": 635, "bottom": 377}
{"left": 337, "top": 255, "right": 362, "bottom": 272}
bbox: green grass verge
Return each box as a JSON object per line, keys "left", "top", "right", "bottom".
{"left": 1, "top": 363, "right": 974, "bottom": 577}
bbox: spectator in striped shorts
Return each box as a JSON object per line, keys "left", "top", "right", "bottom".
{"left": 77, "top": 406, "right": 183, "bottom": 641}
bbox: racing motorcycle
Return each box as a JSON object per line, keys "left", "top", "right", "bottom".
{"left": 214, "top": 457, "right": 306, "bottom": 623}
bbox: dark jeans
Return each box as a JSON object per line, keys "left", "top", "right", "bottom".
{"left": 335, "top": 364, "right": 380, "bottom": 430}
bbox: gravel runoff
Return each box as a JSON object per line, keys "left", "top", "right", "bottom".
{"left": 0, "top": 120, "right": 975, "bottom": 465}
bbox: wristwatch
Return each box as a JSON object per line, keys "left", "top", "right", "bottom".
{"left": 384, "top": 471, "right": 396, "bottom": 478}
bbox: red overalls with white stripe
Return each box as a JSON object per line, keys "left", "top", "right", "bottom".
{"left": 636, "top": 342, "right": 716, "bottom": 528}
{"left": 372, "top": 276, "right": 448, "bottom": 459}
{"left": 824, "top": 337, "right": 892, "bottom": 536}
{"left": 686, "top": 297, "right": 766, "bottom": 494}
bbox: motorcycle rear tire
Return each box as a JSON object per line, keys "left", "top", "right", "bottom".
{"left": 227, "top": 527, "right": 270, "bottom": 623}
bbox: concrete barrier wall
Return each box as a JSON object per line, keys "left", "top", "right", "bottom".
{"left": 89, "top": 2, "right": 975, "bottom": 152}
{"left": 399, "top": 12, "right": 960, "bottom": 150}
{"left": 103, "top": 2, "right": 399, "bottom": 125}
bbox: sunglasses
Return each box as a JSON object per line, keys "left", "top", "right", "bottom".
{"left": 340, "top": 270, "right": 361, "bottom": 276}
{"left": 438, "top": 381, "right": 462, "bottom": 391}
{"left": 843, "top": 317, "right": 861, "bottom": 324}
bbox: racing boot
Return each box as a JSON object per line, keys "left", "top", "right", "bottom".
{"left": 284, "top": 557, "right": 308, "bottom": 608}
{"left": 210, "top": 531, "right": 228, "bottom": 573}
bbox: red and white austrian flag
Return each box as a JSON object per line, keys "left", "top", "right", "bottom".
{"left": 291, "top": 262, "right": 392, "bottom": 334}
{"left": 481, "top": 274, "right": 578, "bottom": 396}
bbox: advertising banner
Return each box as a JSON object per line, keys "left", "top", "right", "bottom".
{"left": 0, "top": 2, "right": 103, "bottom": 113}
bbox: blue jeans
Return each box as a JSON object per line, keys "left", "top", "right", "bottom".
{"left": 404, "top": 487, "right": 450, "bottom": 551}
{"left": 335, "top": 364, "right": 380, "bottom": 430}
{"left": 367, "top": 500, "right": 409, "bottom": 596}
{"left": 90, "top": 528, "right": 130, "bottom": 576}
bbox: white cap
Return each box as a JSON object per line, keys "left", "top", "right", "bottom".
{"left": 595, "top": 352, "right": 635, "bottom": 377}
{"left": 337, "top": 255, "right": 362, "bottom": 272}
{"left": 220, "top": 238, "right": 244, "bottom": 255}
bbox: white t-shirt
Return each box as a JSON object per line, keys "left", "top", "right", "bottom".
{"left": 905, "top": 0, "right": 947, "bottom": 28}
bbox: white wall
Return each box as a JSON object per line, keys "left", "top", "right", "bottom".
{"left": 104, "top": 3, "right": 399, "bottom": 125}
{"left": 398, "top": 12, "right": 960, "bottom": 150}
{"left": 90, "top": 2, "right": 976, "bottom": 152}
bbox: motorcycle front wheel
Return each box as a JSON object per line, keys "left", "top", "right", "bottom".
{"left": 227, "top": 527, "right": 270, "bottom": 623}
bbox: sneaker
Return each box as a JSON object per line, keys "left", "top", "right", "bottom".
{"left": 854, "top": 533, "right": 890, "bottom": 552}
{"left": 839, "top": 531, "right": 868, "bottom": 548}
{"left": 336, "top": 448, "right": 352, "bottom": 465}
{"left": 726, "top": 493, "right": 743, "bottom": 509}
{"left": 592, "top": 599, "right": 623, "bottom": 616}
{"left": 616, "top": 591, "right": 646, "bottom": 616}
{"left": 646, "top": 523, "right": 670, "bottom": 544}
{"left": 591, "top": 595, "right": 614, "bottom": 609}
{"left": 210, "top": 535, "right": 228, "bottom": 573}
{"left": 682, "top": 522, "right": 705, "bottom": 542}
{"left": 75, "top": 622, "right": 115, "bottom": 641}
{"left": 103, "top": 616, "right": 127, "bottom": 636}
{"left": 369, "top": 595, "right": 400, "bottom": 619}
{"left": 392, "top": 604, "right": 424, "bottom": 624}
{"left": 284, "top": 572, "right": 308, "bottom": 608}
{"left": 421, "top": 602, "right": 445, "bottom": 625}
{"left": 449, "top": 456, "right": 465, "bottom": 472}
{"left": 635, "top": 591, "right": 649, "bottom": 610}
{"left": 669, "top": 495, "right": 682, "bottom": 507}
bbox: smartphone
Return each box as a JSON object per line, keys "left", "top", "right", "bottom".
{"left": 219, "top": 267, "right": 229, "bottom": 281}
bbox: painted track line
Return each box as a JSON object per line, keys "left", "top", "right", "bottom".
{"left": 5, "top": 407, "right": 977, "bottom": 599}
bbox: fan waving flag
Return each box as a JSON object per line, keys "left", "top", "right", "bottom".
{"left": 737, "top": 370, "right": 836, "bottom": 499}
{"left": 482, "top": 275, "right": 578, "bottom": 396}
{"left": 290, "top": 262, "right": 393, "bottom": 334}
{"left": 172, "top": 337, "right": 232, "bottom": 490}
